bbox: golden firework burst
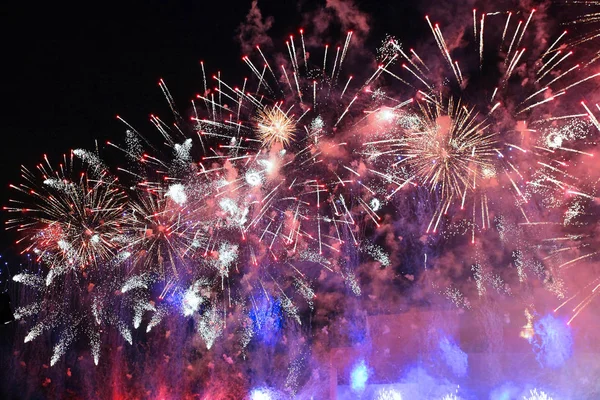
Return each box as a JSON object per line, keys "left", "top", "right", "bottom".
{"left": 398, "top": 97, "right": 497, "bottom": 201}
{"left": 256, "top": 105, "right": 296, "bottom": 147}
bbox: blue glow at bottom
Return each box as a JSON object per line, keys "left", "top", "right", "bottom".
{"left": 350, "top": 359, "right": 370, "bottom": 392}
{"left": 249, "top": 387, "right": 273, "bottom": 400}
{"left": 531, "top": 314, "right": 573, "bottom": 368}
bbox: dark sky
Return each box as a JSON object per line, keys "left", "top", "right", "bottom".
{"left": 0, "top": 0, "right": 426, "bottom": 254}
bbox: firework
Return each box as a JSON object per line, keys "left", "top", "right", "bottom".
{"left": 124, "top": 186, "right": 206, "bottom": 278}
{"left": 5, "top": 3, "right": 599, "bottom": 372}
{"left": 255, "top": 105, "right": 297, "bottom": 147}
{"left": 6, "top": 151, "right": 127, "bottom": 270}
{"left": 394, "top": 96, "right": 497, "bottom": 206}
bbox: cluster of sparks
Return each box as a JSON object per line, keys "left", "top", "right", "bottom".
{"left": 4, "top": 4, "right": 599, "bottom": 371}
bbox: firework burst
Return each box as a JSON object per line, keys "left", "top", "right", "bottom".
{"left": 256, "top": 105, "right": 297, "bottom": 148}
{"left": 395, "top": 96, "right": 497, "bottom": 205}
{"left": 5, "top": 151, "right": 127, "bottom": 271}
